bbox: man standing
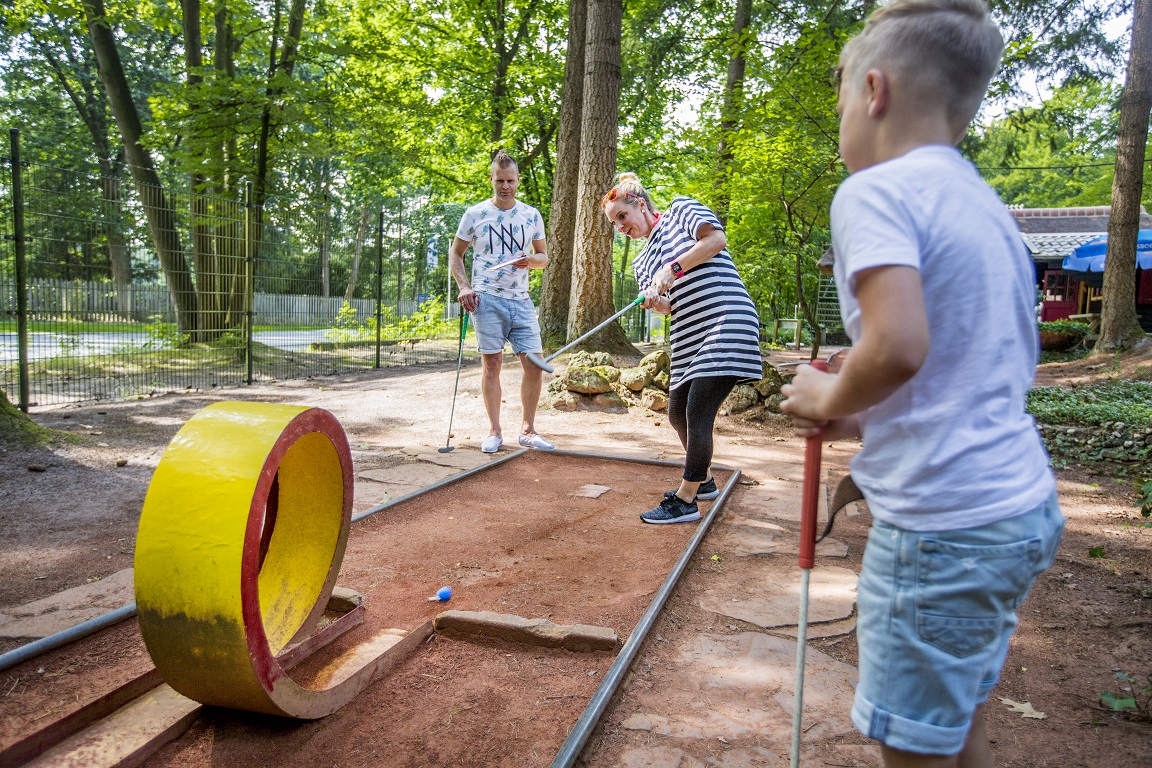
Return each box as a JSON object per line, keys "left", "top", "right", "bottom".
{"left": 449, "top": 149, "right": 554, "bottom": 453}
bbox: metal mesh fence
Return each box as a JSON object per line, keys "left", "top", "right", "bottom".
{"left": 2, "top": 136, "right": 648, "bottom": 410}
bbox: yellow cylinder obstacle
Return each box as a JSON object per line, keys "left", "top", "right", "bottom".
{"left": 134, "top": 402, "right": 355, "bottom": 718}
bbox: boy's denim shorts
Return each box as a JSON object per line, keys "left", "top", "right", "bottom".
{"left": 471, "top": 293, "right": 542, "bottom": 355}
{"left": 851, "top": 491, "right": 1064, "bottom": 755}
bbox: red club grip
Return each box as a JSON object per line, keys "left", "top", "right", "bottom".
{"left": 799, "top": 360, "right": 829, "bottom": 569}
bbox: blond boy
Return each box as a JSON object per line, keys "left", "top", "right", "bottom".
{"left": 781, "top": 2, "right": 1064, "bottom": 765}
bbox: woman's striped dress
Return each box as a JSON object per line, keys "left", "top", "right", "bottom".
{"left": 632, "top": 197, "right": 763, "bottom": 389}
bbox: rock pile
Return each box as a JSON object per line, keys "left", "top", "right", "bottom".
{"left": 1036, "top": 421, "right": 1152, "bottom": 464}
{"left": 543, "top": 349, "right": 790, "bottom": 417}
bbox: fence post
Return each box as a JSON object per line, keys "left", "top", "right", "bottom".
{"left": 244, "top": 182, "right": 255, "bottom": 385}
{"left": 375, "top": 206, "right": 383, "bottom": 368}
{"left": 9, "top": 129, "right": 29, "bottom": 412}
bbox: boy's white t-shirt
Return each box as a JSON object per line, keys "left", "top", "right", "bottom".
{"left": 455, "top": 200, "right": 545, "bottom": 301}
{"left": 830, "top": 145, "right": 1055, "bottom": 532}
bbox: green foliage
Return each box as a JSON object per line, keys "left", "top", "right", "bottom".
{"left": 1038, "top": 320, "right": 1091, "bottom": 338}
{"left": 1088, "top": 546, "right": 1106, "bottom": 558}
{"left": 210, "top": 332, "right": 245, "bottom": 349}
{"left": 969, "top": 77, "right": 1152, "bottom": 208}
{"left": 0, "top": 388, "right": 57, "bottom": 445}
{"left": 1100, "top": 672, "right": 1152, "bottom": 723}
{"left": 1135, "top": 478, "right": 1152, "bottom": 519}
{"left": 143, "top": 316, "right": 189, "bottom": 350}
{"left": 329, "top": 298, "right": 455, "bottom": 343}
{"left": 1027, "top": 382, "right": 1152, "bottom": 429}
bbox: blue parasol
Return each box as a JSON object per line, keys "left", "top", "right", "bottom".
{"left": 1063, "top": 229, "right": 1152, "bottom": 273}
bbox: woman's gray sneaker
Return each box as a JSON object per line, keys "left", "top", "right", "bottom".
{"left": 640, "top": 492, "right": 701, "bottom": 524}
{"left": 695, "top": 477, "right": 719, "bottom": 500}
{"left": 666, "top": 477, "right": 718, "bottom": 501}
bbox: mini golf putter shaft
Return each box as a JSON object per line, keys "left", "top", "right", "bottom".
{"left": 440, "top": 312, "right": 469, "bottom": 453}
{"left": 790, "top": 359, "right": 829, "bottom": 768}
{"left": 524, "top": 294, "right": 644, "bottom": 373}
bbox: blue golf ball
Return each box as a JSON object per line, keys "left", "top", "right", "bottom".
{"left": 437, "top": 586, "right": 453, "bottom": 601}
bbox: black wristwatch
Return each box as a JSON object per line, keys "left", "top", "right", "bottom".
{"left": 669, "top": 260, "right": 684, "bottom": 278}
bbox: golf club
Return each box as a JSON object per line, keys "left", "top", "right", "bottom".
{"left": 438, "top": 312, "right": 470, "bottom": 453}
{"left": 522, "top": 294, "right": 645, "bottom": 374}
{"left": 789, "top": 358, "right": 829, "bottom": 768}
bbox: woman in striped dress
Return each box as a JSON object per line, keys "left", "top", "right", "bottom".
{"left": 601, "top": 172, "right": 762, "bottom": 524}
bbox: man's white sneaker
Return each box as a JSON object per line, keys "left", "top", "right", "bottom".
{"left": 518, "top": 433, "right": 555, "bottom": 450}
{"left": 481, "top": 435, "right": 503, "bottom": 453}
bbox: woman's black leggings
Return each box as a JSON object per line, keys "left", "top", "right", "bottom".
{"left": 667, "top": 375, "right": 740, "bottom": 482}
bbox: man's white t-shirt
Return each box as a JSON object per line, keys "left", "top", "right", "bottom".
{"left": 455, "top": 200, "right": 545, "bottom": 301}
{"left": 830, "top": 145, "right": 1055, "bottom": 532}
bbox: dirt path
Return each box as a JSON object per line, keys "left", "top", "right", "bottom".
{"left": 1, "top": 348, "right": 1150, "bottom": 766}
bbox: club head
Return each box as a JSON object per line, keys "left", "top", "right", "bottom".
{"left": 522, "top": 350, "right": 554, "bottom": 373}
{"left": 437, "top": 445, "right": 455, "bottom": 453}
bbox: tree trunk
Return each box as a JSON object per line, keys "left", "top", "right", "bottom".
{"left": 253, "top": 0, "right": 308, "bottom": 215}
{"left": 214, "top": 0, "right": 239, "bottom": 193}
{"left": 1095, "top": 0, "right": 1152, "bottom": 353}
{"left": 346, "top": 203, "right": 372, "bottom": 299}
{"left": 567, "top": 0, "right": 636, "bottom": 354}
{"left": 539, "top": 0, "right": 586, "bottom": 349}
{"left": 184, "top": 0, "right": 222, "bottom": 342}
{"left": 316, "top": 158, "right": 332, "bottom": 297}
{"left": 82, "top": 0, "right": 198, "bottom": 336}
{"left": 714, "top": 0, "right": 752, "bottom": 226}
{"left": 31, "top": 32, "right": 134, "bottom": 317}
{"left": 483, "top": 0, "right": 540, "bottom": 149}
{"left": 491, "top": 0, "right": 509, "bottom": 145}
{"left": 98, "top": 163, "right": 133, "bottom": 318}
{"left": 212, "top": 0, "right": 246, "bottom": 329}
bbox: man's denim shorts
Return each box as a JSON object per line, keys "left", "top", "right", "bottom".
{"left": 471, "top": 293, "right": 542, "bottom": 355}
{"left": 851, "top": 491, "right": 1064, "bottom": 755}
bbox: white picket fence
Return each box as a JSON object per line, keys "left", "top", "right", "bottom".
{"left": 0, "top": 278, "right": 430, "bottom": 326}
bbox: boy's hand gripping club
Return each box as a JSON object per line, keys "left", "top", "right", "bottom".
{"left": 522, "top": 294, "right": 644, "bottom": 373}
{"left": 790, "top": 359, "right": 829, "bottom": 768}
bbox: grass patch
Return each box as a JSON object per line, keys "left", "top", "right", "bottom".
{"left": 0, "top": 319, "right": 150, "bottom": 334}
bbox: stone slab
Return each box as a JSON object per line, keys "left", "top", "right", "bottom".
{"left": 352, "top": 481, "right": 419, "bottom": 511}
{"left": 696, "top": 564, "right": 857, "bottom": 629}
{"left": 618, "top": 631, "right": 858, "bottom": 756}
{"left": 357, "top": 462, "right": 458, "bottom": 487}
{"left": 732, "top": 481, "right": 828, "bottom": 524}
{"left": 24, "top": 683, "right": 200, "bottom": 768}
{"left": 434, "top": 609, "right": 618, "bottom": 652}
{"left": 0, "top": 569, "right": 135, "bottom": 640}
{"left": 712, "top": 514, "right": 848, "bottom": 558}
{"left": 397, "top": 447, "right": 494, "bottom": 469}
{"left": 571, "top": 484, "right": 612, "bottom": 498}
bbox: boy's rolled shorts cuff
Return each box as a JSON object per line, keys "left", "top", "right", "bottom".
{"left": 851, "top": 697, "right": 970, "bottom": 755}
{"left": 472, "top": 293, "right": 543, "bottom": 355}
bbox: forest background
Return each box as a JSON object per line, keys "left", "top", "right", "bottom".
{"left": 0, "top": 0, "right": 1145, "bottom": 352}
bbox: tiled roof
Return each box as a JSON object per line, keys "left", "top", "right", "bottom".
{"left": 1008, "top": 206, "right": 1151, "bottom": 263}
{"left": 1019, "top": 232, "right": 1103, "bottom": 262}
